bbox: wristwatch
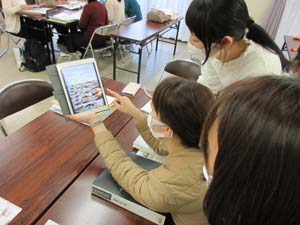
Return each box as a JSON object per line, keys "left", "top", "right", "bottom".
{"left": 90, "top": 119, "right": 103, "bottom": 127}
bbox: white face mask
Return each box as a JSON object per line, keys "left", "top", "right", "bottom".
{"left": 147, "top": 114, "right": 172, "bottom": 139}
{"left": 187, "top": 41, "right": 206, "bottom": 63}
{"left": 203, "top": 165, "right": 213, "bottom": 186}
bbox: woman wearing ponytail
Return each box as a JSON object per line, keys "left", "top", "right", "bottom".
{"left": 185, "top": 0, "right": 289, "bottom": 94}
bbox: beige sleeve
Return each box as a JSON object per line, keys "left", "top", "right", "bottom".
{"left": 95, "top": 131, "right": 177, "bottom": 212}
{"left": 2, "top": 0, "right": 22, "bottom": 15}
{"left": 135, "top": 117, "right": 169, "bottom": 156}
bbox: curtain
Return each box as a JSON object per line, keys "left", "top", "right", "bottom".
{"left": 137, "top": 0, "right": 192, "bottom": 41}
{"left": 264, "top": 0, "right": 287, "bottom": 39}
{"left": 275, "top": 0, "right": 300, "bottom": 46}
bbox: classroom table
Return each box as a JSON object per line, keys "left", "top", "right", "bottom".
{"left": 0, "top": 78, "right": 149, "bottom": 225}
{"left": 281, "top": 35, "right": 300, "bottom": 60}
{"left": 111, "top": 18, "right": 183, "bottom": 83}
{"left": 20, "top": 8, "right": 80, "bottom": 64}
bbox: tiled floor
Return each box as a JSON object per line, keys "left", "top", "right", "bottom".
{"left": 0, "top": 36, "right": 189, "bottom": 138}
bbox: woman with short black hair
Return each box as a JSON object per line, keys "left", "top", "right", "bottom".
{"left": 68, "top": 77, "right": 214, "bottom": 225}
{"left": 201, "top": 76, "right": 300, "bottom": 225}
{"left": 185, "top": 0, "right": 288, "bottom": 94}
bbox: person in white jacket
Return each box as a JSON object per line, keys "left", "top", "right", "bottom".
{"left": 185, "top": 0, "right": 288, "bottom": 95}
{"left": 2, "top": 0, "right": 45, "bottom": 41}
{"left": 105, "top": 0, "right": 125, "bottom": 25}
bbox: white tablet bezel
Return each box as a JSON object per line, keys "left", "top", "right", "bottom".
{"left": 56, "top": 58, "right": 109, "bottom": 115}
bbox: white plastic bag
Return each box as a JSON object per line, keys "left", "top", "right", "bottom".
{"left": 13, "top": 40, "right": 25, "bottom": 71}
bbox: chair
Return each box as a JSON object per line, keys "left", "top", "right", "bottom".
{"left": 82, "top": 24, "right": 118, "bottom": 59}
{"left": 0, "top": 79, "right": 53, "bottom": 136}
{"left": 0, "top": 4, "right": 19, "bottom": 57}
{"left": 117, "top": 16, "right": 136, "bottom": 29}
{"left": 159, "top": 59, "right": 202, "bottom": 82}
{"left": 117, "top": 16, "right": 136, "bottom": 59}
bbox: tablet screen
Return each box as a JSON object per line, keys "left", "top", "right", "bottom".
{"left": 60, "top": 62, "right": 106, "bottom": 114}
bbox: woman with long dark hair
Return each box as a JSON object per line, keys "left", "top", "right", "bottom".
{"left": 185, "top": 0, "right": 288, "bottom": 94}
{"left": 200, "top": 76, "right": 300, "bottom": 225}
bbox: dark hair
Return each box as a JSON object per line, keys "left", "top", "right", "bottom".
{"left": 88, "top": 0, "right": 97, "bottom": 3}
{"left": 185, "top": 0, "right": 290, "bottom": 70}
{"left": 200, "top": 76, "right": 300, "bottom": 225}
{"left": 152, "top": 77, "right": 214, "bottom": 148}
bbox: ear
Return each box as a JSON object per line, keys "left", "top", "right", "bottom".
{"left": 221, "top": 36, "right": 234, "bottom": 49}
{"left": 163, "top": 126, "right": 173, "bottom": 138}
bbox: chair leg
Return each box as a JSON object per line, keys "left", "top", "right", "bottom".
{"left": 146, "top": 42, "right": 153, "bottom": 55}
{"left": 0, "top": 122, "right": 8, "bottom": 137}
{"left": 83, "top": 44, "right": 92, "bottom": 59}
{"left": 157, "top": 68, "right": 165, "bottom": 84}
{"left": 91, "top": 45, "right": 95, "bottom": 59}
{"left": 119, "top": 45, "right": 125, "bottom": 63}
{"left": 0, "top": 30, "right": 9, "bottom": 58}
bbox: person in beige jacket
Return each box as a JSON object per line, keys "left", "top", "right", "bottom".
{"left": 69, "top": 77, "right": 214, "bottom": 225}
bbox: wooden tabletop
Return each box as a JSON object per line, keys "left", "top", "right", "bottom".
{"left": 0, "top": 79, "right": 148, "bottom": 225}
{"left": 284, "top": 35, "right": 300, "bottom": 60}
{"left": 35, "top": 120, "right": 158, "bottom": 225}
{"left": 111, "top": 18, "right": 183, "bottom": 44}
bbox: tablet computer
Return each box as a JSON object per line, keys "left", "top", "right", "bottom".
{"left": 56, "top": 58, "right": 109, "bottom": 115}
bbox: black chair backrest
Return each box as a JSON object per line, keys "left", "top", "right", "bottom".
{"left": 0, "top": 79, "right": 53, "bottom": 120}
{"left": 164, "top": 59, "right": 201, "bottom": 81}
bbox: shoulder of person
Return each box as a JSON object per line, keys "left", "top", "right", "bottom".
{"left": 157, "top": 150, "right": 204, "bottom": 179}
{"left": 240, "top": 41, "right": 282, "bottom": 74}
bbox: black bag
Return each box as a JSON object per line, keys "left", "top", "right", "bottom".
{"left": 24, "top": 39, "right": 50, "bottom": 72}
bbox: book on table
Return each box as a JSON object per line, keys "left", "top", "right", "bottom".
{"left": 22, "top": 7, "right": 51, "bottom": 15}
{"left": 91, "top": 150, "right": 166, "bottom": 225}
{"left": 133, "top": 135, "right": 165, "bottom": 163}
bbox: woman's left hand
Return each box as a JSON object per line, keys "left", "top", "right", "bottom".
{"left": 67, "top": 113, "right": 99, "bottom": 126}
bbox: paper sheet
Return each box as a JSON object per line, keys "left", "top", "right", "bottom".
{"left": 45, "top": 219, "right": 60, "bottom": 225}
{"left": 0, "top": 197, "right": 22, "bottom": 225}
{"left": 140, "top": 101, "right": 151, "bottom": 114}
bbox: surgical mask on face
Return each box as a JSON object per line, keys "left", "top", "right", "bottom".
{"left": 187, "top": 41, "right": 206, "bottom": 64}
{"left": 147, "top": 114, "right": 172, "bottom": 139}
{"left": 203, "top": 165, "right": 213, "bottom": 186}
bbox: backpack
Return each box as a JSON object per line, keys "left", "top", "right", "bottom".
{"left": 24, "top": 39, "right": 50, "bottom": 72}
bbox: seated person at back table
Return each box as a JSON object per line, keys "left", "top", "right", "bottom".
{"left": 105, "top": 0, "right": 126, "bottom": 24}
{"left": 2, "top": 0, "right": 46, "bottom": 42}
{"left": 71, "top": 0, "right": 108, "bottom": 53}
{"left": 68, "top": 77, "right": 215, "bottom": 225}
{"left": 124, "top": 0, "right": 142, "bottom": 22}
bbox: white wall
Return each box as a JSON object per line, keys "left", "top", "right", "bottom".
{"left": 245, "top": 0, "right": 274, "bottom": 26}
